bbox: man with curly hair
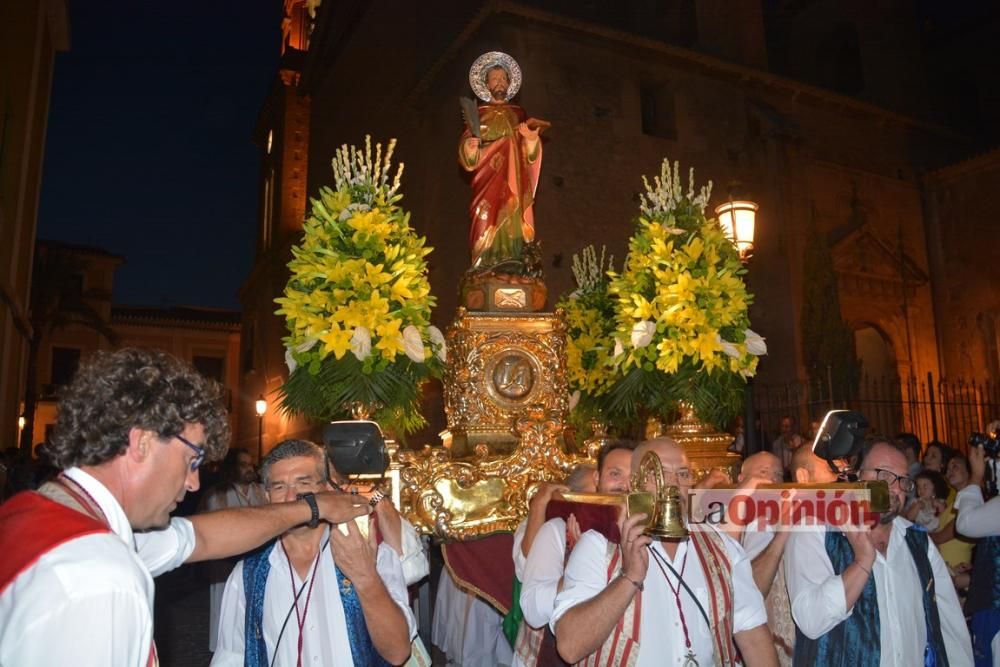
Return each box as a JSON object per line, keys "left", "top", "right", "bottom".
{"left": 0, "top": 348, "right": 370, "bottom": 667}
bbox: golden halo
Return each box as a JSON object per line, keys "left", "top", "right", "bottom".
{"left": 469, "top": 51, "right": 522, "bottom": 103}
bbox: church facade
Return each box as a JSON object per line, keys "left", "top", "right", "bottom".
{"left": 237, "top": 0, "right": 1000, "bottom": 451}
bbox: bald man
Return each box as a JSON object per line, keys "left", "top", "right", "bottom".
{"left": 551, "top": 437, "right": 777, "bottom": 666}
{"left": 740, "top": 451, "right": 784, "bottom": 485}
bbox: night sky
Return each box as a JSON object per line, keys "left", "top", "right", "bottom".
{"left": 38, "top": 1, "right": 283, "bottom": 311}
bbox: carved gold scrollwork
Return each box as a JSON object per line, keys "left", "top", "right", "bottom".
{"left": 398, "top": 405, "right": 587, "bottom": 540}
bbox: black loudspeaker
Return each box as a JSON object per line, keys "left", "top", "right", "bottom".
{"left": 321, "top": 420, "right": 388, "bottom": 476}
{"left": 812, "top": 410, "right": 869, "bottom": 464}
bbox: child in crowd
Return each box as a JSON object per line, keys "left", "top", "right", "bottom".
{"left": 906, "top": 469, "right": 948, "bottom": 532}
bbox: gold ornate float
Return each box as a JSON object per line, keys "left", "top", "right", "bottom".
{"left": 399, "top": 404, "right": 580, "bottom": 540}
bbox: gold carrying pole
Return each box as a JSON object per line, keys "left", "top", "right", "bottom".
{"left": 709, "top": 480, "right": 890, "bottom": 512}
{"left": 560, "top": 456, "right": 891, "bottom": 541}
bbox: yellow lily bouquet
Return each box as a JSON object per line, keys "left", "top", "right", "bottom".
{"left": 275, "top": 137, "right": 443, "bottom": 434}
{"left": 605, "top": 159, "right": 765, "bottom": 428}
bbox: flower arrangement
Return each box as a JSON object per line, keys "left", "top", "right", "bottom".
{"left": 556, "top": 245, "right": 618, "bottom": 424}
{"left": 606, "top": 159, "right": 766, "bottom": 428}
{"left": 275, "top": 136, "right": 444, "bottom": 434}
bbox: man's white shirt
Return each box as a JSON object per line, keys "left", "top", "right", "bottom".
{"left": 550, "top": 528, "right": 767, "bottom": 667}
{"left": 955, "top": 484, "right": 1000, "bottom": 537}
{"left": 519, "top": 516, "right": 566, "bottom": 630}
{"left": 210, "top": 529, "right": 416, "bottom": 666}
{"left": 512, "top": 519, "right": 527, "bottom": 580}
{"left": 398, "top": 515, "right": 430, "bottom": 586}
{"left": 0, "top": 467, "right": 195, "bottom": 667}
{"left": 785, "top": 516, "right": 973, "bottom": 666}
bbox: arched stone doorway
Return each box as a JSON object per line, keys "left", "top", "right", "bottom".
{"left": 854, "top": 324, "right": 903, "bottom": 436}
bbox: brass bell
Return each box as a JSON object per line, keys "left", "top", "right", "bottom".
{"left": 627, "top": 451, "right": 689, "bottom": 540}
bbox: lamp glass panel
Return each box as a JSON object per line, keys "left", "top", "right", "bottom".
{"left": 717, "top": 209, "right": 735, "bottom": 242}
{"left": 734, "top": 207, "right": 756, "bottom": 253}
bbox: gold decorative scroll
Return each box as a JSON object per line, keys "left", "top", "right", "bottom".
{"left": 399, "top": 405, "right": 585, "bottom": 540}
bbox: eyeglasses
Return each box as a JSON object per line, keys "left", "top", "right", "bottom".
{"left": 174, "top": 434, "right": 206, "bottom": 472}
{"left": 862, "top": 467, "right": 915, "bottom": 494}
{"left": 661, "top": 469, "right": 693, "bottom": 483}
{"left": 266, "top": 478, "right": 324, "bottom": 496}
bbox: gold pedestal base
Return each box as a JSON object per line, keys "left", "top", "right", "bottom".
{"left": 442, "top": 308, "right": 570, "bottom": 458}
{"left": 397, "top": 308, "right": 584, "bottom": 540}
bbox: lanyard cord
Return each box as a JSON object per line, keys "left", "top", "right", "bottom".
{"left": 56, "top": 474, "right": 110, "bottom": 526}
{"left": 647, "top": 544, "right": 712, "bottom": 628}
{"left": 287, "top": 544, "right": 321, "bottom": 667}
{"left": 270, "top": 538, "right": 330, "bottom": 666}
{"left": 650, "top": 544, "right": 693, "bottom": 651}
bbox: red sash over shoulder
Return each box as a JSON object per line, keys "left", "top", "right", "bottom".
{"left": 0, "top": 491, "right": 110, "bottom": 593}
{"left": 0, "top": 489, "right": 160, "bottom": 666}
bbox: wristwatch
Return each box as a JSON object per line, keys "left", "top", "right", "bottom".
{"left": 296, "top": 492, "right": 320, "bottom": 528}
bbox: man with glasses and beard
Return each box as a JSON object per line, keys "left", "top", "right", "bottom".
{"left": 0, "top": 348, "right": 370, "bottom": 667}
{"left": 785, "top": 439, "right": 973, "bottom": 665}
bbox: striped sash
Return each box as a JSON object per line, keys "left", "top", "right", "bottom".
{"left": 689, "top": 530, "right": 737, "bottom": 666}
{"left": 514, "top": 621, "right": 545, "bottom": 665}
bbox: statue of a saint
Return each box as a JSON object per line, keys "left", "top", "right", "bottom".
{"left": 459, "top": 52, "right": 549, "bottom": 271}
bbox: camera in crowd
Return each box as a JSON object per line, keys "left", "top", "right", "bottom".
{"left": 812, "top": 409, "right": 870, "bottom": 474}
{"left": 969, "top": 431, "right": 1000, "bottom": 458}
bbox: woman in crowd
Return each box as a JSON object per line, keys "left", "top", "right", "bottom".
{"left": 933, "top": 453, "right": 976, "bottom": 593}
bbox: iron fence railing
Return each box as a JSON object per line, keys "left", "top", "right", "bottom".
{"left": 752, "top": 370, "right": 1000, "bottom": 453}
